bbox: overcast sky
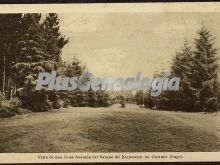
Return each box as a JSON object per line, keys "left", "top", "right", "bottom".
{"left": 59, "top": 12, "right": 220, "bottom": 78}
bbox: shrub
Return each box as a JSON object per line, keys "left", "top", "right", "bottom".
{"left": 0, "top": 97, "right": 22, "bottom": 118}
{"left": 1, "top": 98, "right": 21, "bottom": 111}
{"left": 52, "top": 101, "right": 61, "bottom": 109}
{"left": 19, "top": 89, "right": 53, "bottom": 112}
{"left": 62, "top": 99, "right": 70, "bottom": 108}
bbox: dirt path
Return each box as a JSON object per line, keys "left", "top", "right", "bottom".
{"left": 0, "top": 104, "right": 220, "bottom": 152}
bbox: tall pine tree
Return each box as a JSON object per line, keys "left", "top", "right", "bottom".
{"left": 42, "top": 13, "right": 68, "bottom": 67}
{"left": 192, "top": 25, "right": 220, "bottom": 112}
{"left": 168, "top": 40, "right": 196, "bottom": 111}
{"left": 13, "top": 14, "right": 47, "bottom": 88}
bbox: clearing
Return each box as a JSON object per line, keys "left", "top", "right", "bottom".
{"left": 0, "top": 104, "right": 220, "bottom": 152}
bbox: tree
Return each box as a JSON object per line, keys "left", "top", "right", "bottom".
{"left": 42, "top": 13, "right": 68, "bottom": 67}
{"left": 167, "top": 40, "right": 196, "bottom": 111}
{"left": 88, "top": 90, "right": 98, "bottom": 107}
{"left": 192, "top": 25, "right": 220, "bottom": 112}
{"left": 0, "top": 14, "right": 22, "bottom": 99}
{"left": 142, "top": 71, "right": 170, "bottom": 110}
{"left": 151, "top": 25, "right": 220, "bottom": 112}
{"left": 13, "top": 14, "right": 47, "bottom": 87}
{"left": 11, "top": 14, "right": 68, "bottom": 111}
{"left": 59, "top": 58, "right": 87, "bottom": 107}
{"left": 135, "top": 90, "right": 144, "bottom": 106}
{"left": 12, "top": 14, "right": 50, "bottom": 110}
{"left": 14, "top": 13, "right": 69, "bottom": 88}
{"left": 96, "top": 90, "right": 111, "bottom": 107}
{"left": 60, "top": 57, "right": 85, "bottom": 77}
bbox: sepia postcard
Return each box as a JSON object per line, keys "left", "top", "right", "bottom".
{"left": 0, "top": 2, "right": 220, "bottom": 163}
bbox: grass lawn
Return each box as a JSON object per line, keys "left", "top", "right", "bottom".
{"left": 0, "top": 104, "right": 220, "bottom": 152}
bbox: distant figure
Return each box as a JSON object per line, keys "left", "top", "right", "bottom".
{"left": 121, "top": 96, "right": 125, "bottom": 108}
{"left": 139, "top": 104, "right": 145, "bottom": 108}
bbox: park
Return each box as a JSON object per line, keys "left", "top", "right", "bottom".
{"left": 1, "top": 13, "right": 220, "bottom": 154}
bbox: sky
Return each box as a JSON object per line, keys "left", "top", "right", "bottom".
{"left": 58, "top": 12, "right": 220, "bottom": 78}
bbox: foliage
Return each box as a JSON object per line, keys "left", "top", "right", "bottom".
{"left": 142, "top": 25, "right": 220, "bottom": 112}
{"left": 0, "top": 13, "right": 113, "bottom": 112}
{"left": 42, "top": 13, "right": 68, "bottom": 66}
{"left": 58, "top": 58, "right": 112, "bottom": 108}
{"left": 19, "top": 89, "right": 52, "bottom": 112}
{"left": 0, "top": 96, "right": 22, "bottom": 118}
{"left": 11, "top": 13, "right": 68, "bottom": 112}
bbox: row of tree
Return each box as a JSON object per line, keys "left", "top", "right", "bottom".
{"left": 136, "top": 25, "right": 220, "bottom": 112}
{"left": 57, "top": 58, "right": 112, "bottom": 109}
{"left": 0, "top": 14, "right": 111, "bottom": 111}
{"left": 0, "top": 14, "right": 67, "bottom": 97}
